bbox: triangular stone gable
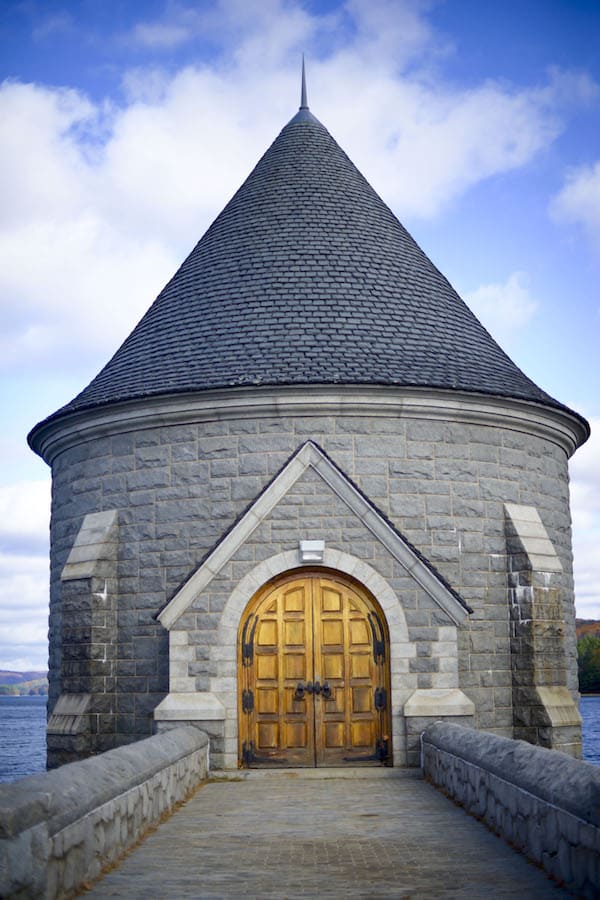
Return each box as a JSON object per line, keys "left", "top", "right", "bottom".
{"left": 157, "top": 441, "right": 470, "bottom": 629}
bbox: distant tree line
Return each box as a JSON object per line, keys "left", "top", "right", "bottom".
{"left": 0, "top": 680, "right": 48, "bottom": 696}
{"left": 578, "top": 634, "right": 600, "bottom": 693}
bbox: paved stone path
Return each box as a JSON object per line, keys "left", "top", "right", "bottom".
{"left": 87, "top": 770, "right": 570, "bottom": 899}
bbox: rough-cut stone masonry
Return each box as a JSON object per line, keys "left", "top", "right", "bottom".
{"left": 0, "top": 726, "right": 208, "bottom": 899}
{"left": 47, "top": 411, "right": 577, "bottom": 755}
{"left": 422, "top": 722, "right": 600, "bottom": 898}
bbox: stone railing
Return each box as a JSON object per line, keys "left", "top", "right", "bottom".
{"left": 0, "top": 726, "right": 209, "bottom": 899}
{"left": 422, "top": 722, "right": 600, "bottom": 899}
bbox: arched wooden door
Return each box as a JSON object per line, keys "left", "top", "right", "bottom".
{"left": 238, "top": 569, "right": 391, "bottom": 767}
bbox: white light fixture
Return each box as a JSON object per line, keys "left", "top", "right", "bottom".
{"left": 299, "top": 540, "right": 325, "bottom": 563}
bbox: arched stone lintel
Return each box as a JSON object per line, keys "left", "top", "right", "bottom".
{"left": 216, "top": 549, "right": 409, "bottom": 645}
{"left": 210, "top": 550, "right": 416, "bottom": 766}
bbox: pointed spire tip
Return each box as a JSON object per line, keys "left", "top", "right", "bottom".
{"left": 300, "top": 54, "right": 308, "bottom": 110}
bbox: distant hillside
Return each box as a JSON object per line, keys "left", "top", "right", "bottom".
{"left": 0, "top": 670, "right": 47, "bottom": 685}
{"left": 576, "top": 620, "right": 600, "bottom": 640}
{"left": 0, "top": 670, "right": 48, "bottom": 696}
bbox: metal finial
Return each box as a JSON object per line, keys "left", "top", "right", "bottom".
{"left": 300, "top": 54, "right": 308, "bottom": 109}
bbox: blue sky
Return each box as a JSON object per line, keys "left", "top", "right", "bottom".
{"left": 1, "top": 0, "right": 599, "bottom": 669}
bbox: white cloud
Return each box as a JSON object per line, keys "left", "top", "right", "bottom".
{"left": 0, "top": 482, "right": 50, "bottom": 670}
{"left": 0, "top": 81, "right": 93, "bottom": 226}
{"left": 323, "top": 70, "right": 592, "bottom": 219}
{"left": 0, "top": 552, "right": 49, "bottom": 671}
{"left": 0, "top": 213, "right": 177, "bottom": 373}
{"left": 132, "top": 22, "right": 193, "bottom": 49}
{"left": 463, "top": 272, "right": 538, "bottom": 346}
{"left": 570, "top": 419, "right": 600, "bottom": 619}
{"left": 0, "top": 480, "right": 50, "bottom": 552}
{"left": 551, "top": 160, "right": 600, "bottom": 250}
{"left": 31, "top": 11, "right": 74, "bottom": 42}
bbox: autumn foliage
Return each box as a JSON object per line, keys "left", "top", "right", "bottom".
{"left": 577, "top": 621, "right": 600, "bottom": 693}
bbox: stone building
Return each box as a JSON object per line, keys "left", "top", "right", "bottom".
{"left": 29, "top": 82, "right": 589, "bottom": 770}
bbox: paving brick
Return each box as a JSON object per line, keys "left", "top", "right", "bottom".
{"left": 87, "top": 772, "right": 569, "bottom": 899}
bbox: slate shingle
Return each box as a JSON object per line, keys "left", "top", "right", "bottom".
{"left": 45, "top": 106, "right": 577, "bottom": 418}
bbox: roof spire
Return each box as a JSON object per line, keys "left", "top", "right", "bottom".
{"left": 300, "top": 54, "right": 308, "bottom": 109}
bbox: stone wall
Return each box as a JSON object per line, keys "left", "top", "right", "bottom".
{"left": 0, "top": 726, "right": 208, "bottom": 899}
{"left": 47, "top": 407, "right": 577, "bottom": 749}
{"left": 422, "top": 722, "right": 600, "bottom": 898}
{"left": 160, "top": 455, "right": 471, "bottom": 767}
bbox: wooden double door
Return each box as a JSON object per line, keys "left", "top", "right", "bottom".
{"left": 238, "top": 570, "right": 391, "bottom": 767}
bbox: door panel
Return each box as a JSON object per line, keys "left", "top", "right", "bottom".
{"left": 239, "top": 570, "right": 391, "bottom": 767}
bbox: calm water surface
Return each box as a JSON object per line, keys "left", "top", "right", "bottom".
{"left": 581, "top": 694, "right": 600, "bottom": 764}
{"left": 0, "top": 695, "right": 47, "bottom": 783}
{"left": 1, "top": 694, "right": 599, "bottom": 783}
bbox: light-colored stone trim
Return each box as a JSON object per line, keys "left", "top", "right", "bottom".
{"left": 154, "top": 692, "right": 225, "bottom": 721}
{"left": 30, "top": 384, "right": 588, "bottom": 464}
{"left": 403, "top": 688, "right": 475, "bottom": 717}
{"left": 158, "top": 549, "right": 462, "bottom": 767}
{"left": 535, "top": 687, "right": 582, "bottom": 727}
{"left": 215, "top": 548, "right": 410, "bottom": 645}
{"left": 158, "top": 441, "right": 469, "bottom": 630}
{"left": 504, "top": 503, "right": 563, "bottom": 572}
{"left": 61, "top": 510, "right": 118, "bottom": 581}
{"left": 215, "top": 549, "right": 416, "bottom": 767}
{"left": 47, "top": 693, "right": 91, "bottom": 735}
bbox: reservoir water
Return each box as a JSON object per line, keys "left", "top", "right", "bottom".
{"left": 0, "top": 695, "right": 47, "bottom": 783}
{"left": 580, "top": 694, "right": 600, "bottom": 764}
{"left": 1, "top": 694, "right": 600, "bottom": 783}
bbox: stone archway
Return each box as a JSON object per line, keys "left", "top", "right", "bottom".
{"left": 237, "top": 567, "right": 392, "bottom": 767}
{"left": 210, "top": 549, "right": 409, "bottom": 768}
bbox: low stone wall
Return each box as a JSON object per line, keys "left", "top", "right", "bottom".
{"left": 0, "top": 726, "right": 209, "bottom": 899}
{"left": 422, "top": 722, "right": 600, "bottom": 898}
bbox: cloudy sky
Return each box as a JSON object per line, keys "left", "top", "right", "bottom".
{"left": 1, "top": 0, "right": 599, "bottom": 670}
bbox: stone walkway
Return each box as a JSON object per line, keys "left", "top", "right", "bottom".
{"left": 87, "top": 770, "right": 570, "bottom": 899}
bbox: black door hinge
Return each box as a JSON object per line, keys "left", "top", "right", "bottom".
{"left": 343, "top": 738, "right": 389, "bottom": 764}
{"left": 242, "top": 689, "right": 254, "bottom": 712}
{"left": 242, "top": 741, "right": 255, "bottom": 765}
{"left": 368, "top": 612, "right": 385, "bottom": 663}
{"left": 374, "top": 686, "right": 387, "bottom": 711}
{"left": 241, "top": 614, "right": 258, "bottom": 666}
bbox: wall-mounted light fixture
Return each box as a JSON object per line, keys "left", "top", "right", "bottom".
{"left": 299, "top": 540, "right": 325, "bottom": 563}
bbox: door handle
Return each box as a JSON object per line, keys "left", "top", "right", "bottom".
{"left": 294, "top": 680, "right": 332, "bottom": 699}
{"left": 312, "top": 681, "right": 332, "bottom": 699}
{"left": 294, "top": 682, "right": 307, "bottom": 700}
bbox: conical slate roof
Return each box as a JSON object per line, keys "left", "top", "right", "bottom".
{"left": 42, "top": 101, "right": 573, "bottom": 419}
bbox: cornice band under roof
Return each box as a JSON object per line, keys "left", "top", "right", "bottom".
{"left": 28, "top": 384, "right": 589, "bottom": 465}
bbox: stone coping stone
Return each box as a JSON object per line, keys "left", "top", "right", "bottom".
{"left": 0, "top": 726, "right": 208, "bottom": 839}
{"left": 154, "top": 692, "right": 225, "bottom": 721}
{"left": 423, "top": 722, "right": 600, "bottom": 827}
{"left": 404, "top": 688, "right": 475, "bottom": 717}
